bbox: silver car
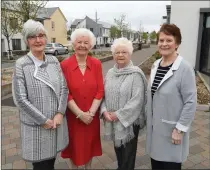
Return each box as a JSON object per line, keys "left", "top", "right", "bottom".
{"left": 45, "top": 43, "right": 69, "bottom": 56}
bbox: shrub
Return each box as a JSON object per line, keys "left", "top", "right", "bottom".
{"left": 57, "top": 56, "right": 65, "bottom": 62}
{"left": 88, "top": 51, "right": 93, "bottom": 56}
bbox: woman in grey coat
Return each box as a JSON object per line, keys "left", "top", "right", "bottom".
{"left": 12, "top": 19, "right": 69, "bottom": 170}
{"left": 146, "top": 24, "right": 197, "bottom": 169}
{"left": 100, "top": 38, "right": 147, "bottom": 170}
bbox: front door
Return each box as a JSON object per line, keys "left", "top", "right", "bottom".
{"left": 200, "top": 13, "right": 210, "bottom": 76}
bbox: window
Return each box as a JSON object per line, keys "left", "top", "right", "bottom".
{"left": 10, "top": 18, "right": 18, "bottom": 30}
{"left": 51, "top": 38, "right": 56, "bottom": 43}
{"left": 200, "top": 13, "right": 210, "bottom": 76}
{"left": 55, "top": 43, "right": 60, "bottom": 47}
{"left": 51, "top": 21, "right": 55, "bottom": 31}
{"left": 90, "top": 28, "right": 93, "bottom": 32}
{"left": 206, "top": 16, "right": 210, "bottom": 28}
{"left": 12, "top": 39, "right": 21, "bottom": 50}
{"left": 46, "top": 44, "right": 53, "bottom": 47}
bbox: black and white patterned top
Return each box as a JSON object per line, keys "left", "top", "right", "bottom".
{"left": 151, "top": 62, "right": 173, "bottom": 97}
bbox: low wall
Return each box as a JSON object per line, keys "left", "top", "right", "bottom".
{"left": 1, "top": 83, "right": 12, "bottom": 97}
{"left": 1, "top": 44, "right": 149, "bottom": 97}
{"left": 2, "top": 50, "right": 29, "bottom": 58}
{"left": 197, "top": 72, "right": 210, "bottom": 92}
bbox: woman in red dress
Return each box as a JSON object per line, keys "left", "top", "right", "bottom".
{"left": 60, "top": 28, "right": 104, "bottom": 169}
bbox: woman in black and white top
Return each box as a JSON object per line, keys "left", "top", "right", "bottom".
{"left": 146, "top": 24, "right": 197, "bottom": 169}
{"left": 151, "top": 63, "right": 173, "bottom": 97}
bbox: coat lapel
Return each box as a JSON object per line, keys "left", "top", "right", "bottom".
{"left": 150, "top": 59, "right": 161, "bottom": 87}
{"left": 27, "top": 53, "right": 56, "bottom": 93}
{"left": 157, "top": 68, "right": 173, "bottom": 90}
{"left": 34, "top": 63, "right": 56, "bottom": 93}
{"left": 156, "top": 55, "right": 183, "bottom": 90}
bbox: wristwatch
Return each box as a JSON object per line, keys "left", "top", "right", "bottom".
{"left": 175, "top": 128, "right": 183, "bottom": 134}
{"left": 88, "top": 111, "right": 95, "bottom": 117}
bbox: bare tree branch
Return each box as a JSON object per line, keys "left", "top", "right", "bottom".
{"left": 114, "top": 14, "right": 129, "bottom": 37}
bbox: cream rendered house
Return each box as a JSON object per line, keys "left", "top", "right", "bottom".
{"left": 39, "top": 7, "right": 68, "bottom": 45}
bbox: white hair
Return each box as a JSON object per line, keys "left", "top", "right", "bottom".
{"left": 71, "top": 28, "right": 96, "bottom": 49}
{"left": 111, "top": 37, "right": 134, "bottom": 55}
{"left": 22, "top": 19, "right": 48, "bottom": 44}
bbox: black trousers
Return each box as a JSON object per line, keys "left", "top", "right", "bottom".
{"left": 114, "top": 125, "right": 140, "bottom": 170}
{"left": 32, "top": 158, "right": 56, "bottom": 170}
{"left": 151, "top": 158, "right": 182, "bottom": 170}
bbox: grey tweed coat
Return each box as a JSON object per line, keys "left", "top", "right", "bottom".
{"left": 12, "top": 54, "right": 69, "bottom": 162}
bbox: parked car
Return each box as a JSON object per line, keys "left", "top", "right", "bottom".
{"left": 45, "top": 43, "right": 69, "bottom": 56}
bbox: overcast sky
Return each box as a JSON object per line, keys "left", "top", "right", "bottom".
{"left": 46, "top": 1, "right": 171, "bottom": 32}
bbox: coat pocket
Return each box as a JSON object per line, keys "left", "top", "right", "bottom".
{"left": 158, "top": 119, "right": 177, "bottom": 137}
{"left": 161, "top": 119, "right": 177, "bottom": 125}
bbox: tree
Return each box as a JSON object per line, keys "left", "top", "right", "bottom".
{"left": 137, "top": 21, "right": 144, "bottom": 42}
{"left": 142, "top": 32, "right": 149, "bottom": 42}
{"left": 114, "top": 14, "right": 129, "bottom": 37}
{"left": 67, "top": 28, "right": 72, "bottom": 41}
{"left": 67, "top": 29, "right": 72, "bottom": 36}
{"left": 110, "top": 25, "right": 121, "bottom": 40}
{"left": 150, "top": 31, "right": 157, "bottom": 42}
{"left": 1, "top": 1, "right": 21, "bottom": 60}
{"left": 9, "top": 0, "right": 48, "bottom": 28}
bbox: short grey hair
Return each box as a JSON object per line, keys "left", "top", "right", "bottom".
{"left": 22, "top": 19, "right": 48, "bottom": 44}
{"left": 71, "top": 28, "right": 96, "bottom": 49}
{"left": 111, "top": 37, "right": 134, "bottom": 55}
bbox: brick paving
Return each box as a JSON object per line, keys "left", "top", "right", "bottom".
{"left": 1, "top": 46, "right": 210, "bottom": 169}
{"left": 1, "top": 107, "right": 210, "bottom": 169}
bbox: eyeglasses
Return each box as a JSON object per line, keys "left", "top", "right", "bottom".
{"left": 28, "top": 34, "right": 46, "bottom": 41}
{"left": 115, "top": 51, "right": 128, "bottom": 55}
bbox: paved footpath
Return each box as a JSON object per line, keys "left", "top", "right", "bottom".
{"left": 1, "top": 46, "right": 210, "bottom": 169}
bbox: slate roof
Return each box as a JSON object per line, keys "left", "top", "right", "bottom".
{"left": 98, "top": 21, "right": 112, "bottom": 28}
{"left": 71, "top": 19, "right": 83, "bottom": 26}
{"left": 36, "top": 7, "right": 58, "bottom": 20}
{"left": 71, "top": 16, "right": 112, "bottom": 28}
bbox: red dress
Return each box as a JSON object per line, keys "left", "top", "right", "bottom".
{"left": 60, "top": 54, "right": 104, "bottom": 166}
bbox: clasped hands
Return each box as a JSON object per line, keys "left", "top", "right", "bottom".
{"left": 41, "top": 113, "right": 63, "bottom": 129}
{"left": 78, "top": 111, "right": 94, "bottom": 125}
{"left": 103, "top": 111, "right": 118, "bottom": 122}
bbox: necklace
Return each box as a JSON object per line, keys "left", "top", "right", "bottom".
{"left": 78, "top": 64, "right": 86, "bottom": 69}
{"left": 76, "top": 55, "right": 87, "bottom": 69}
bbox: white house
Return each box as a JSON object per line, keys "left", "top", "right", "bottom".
{"left": 170, "top": 1, "right": 210, "bottom": 90}
{"left": 1, "top": 33, "right": 27, "bottom": 55}
{"left": 98, "top": 21, "right": 112, "bottom": 45}
{"left": 71, "top": 16, "right": 112, "bottom": 46}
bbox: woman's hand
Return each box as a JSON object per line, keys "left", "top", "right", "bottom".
{"left": 52, "top": 113, "right": 63, "bottom": 129}
{"left": 42, "top": 119, "right": 54, "bottom": 129}
{"left": 103, "top": 112, "right": 112, "bottom": 122}
{"left": 171, "top": 128, "right": 184, "bottom": 145}
{"left": 80, "top": 112, "right": 93, "bottom": 125}
{"left": 109, "top": 112, "right": 119, "bottom": 122}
